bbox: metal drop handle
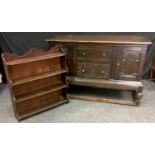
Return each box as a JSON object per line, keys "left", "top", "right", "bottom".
{"left": 82, "top": 69, "right": 85, "bottom": 73}
{"left": 82, "top": 52, "right": 86, "bottom": 56}
{"left": 101, "top": 71, "right": 105, "bottom": 74}
{"left": 102, "top": 53, "right": 106, "bottom": 57}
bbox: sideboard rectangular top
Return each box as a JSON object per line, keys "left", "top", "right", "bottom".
{"left": 46, "top": 35, "right": 152, "bottom": 45}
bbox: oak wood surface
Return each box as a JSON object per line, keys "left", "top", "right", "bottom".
{"left": 46, "top": 35, "right": 152, "bottom": 45}
{"left": 2, "top": 46, "right": 68, "bottom": 120}
{"left": 47, "top": 35, "right": 151, "bottom": 105}
{"left": 68, "top": 85, "right": 135, "bottom": 106}
{"left": 0, "top": 73, "right": 2, "bottom": 83}
{"left": 67, "top": 76, "right": 143, "bottom": 91}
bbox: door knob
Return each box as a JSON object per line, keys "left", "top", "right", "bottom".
{"left": 117, "top": 63, "right": 120, "bottom": 66}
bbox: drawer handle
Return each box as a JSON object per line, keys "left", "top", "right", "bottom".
{"left": 102, "top": 53, "right": 106, "bottom": 57}
{"left": 136, "top": 60, "right": 140, "bottom": 62}
{"left": 82, "top": 69, "right": 85, "bottom": 73}
{"left": 122, "top": 59, "right": 126, "bottom": 62}
{"left": 101, "top": 71, "right": 105, "bottom": 74}
{"left": 82, "top": 52, "right": 86, "bottom": 56}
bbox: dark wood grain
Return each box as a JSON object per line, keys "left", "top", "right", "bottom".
{"left": 149, "top": 52, "right": 155, "bottom": 80}
{"left": 1, "top": 45, "right": 69, "bottom": 120}
{"left": 0, "top": 73, "right": 2, "bottom": 83}
{"left": 47, "top": 35, "right": 151, "bottom": 105}
{"left": 68, "top": 85, "right": 136, "bottom": 106}
{"left": 46, "top": 35, "right": 152, "bottom": 45}
{"left": 77, "top": 63, "right": 110, "bottom": 79}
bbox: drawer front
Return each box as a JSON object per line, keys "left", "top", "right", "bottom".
{"left": 77, "top": 63, "right": 110, "bottom": 79}
{"left": 77, "top": 46, "right": 112, "bottom": 61}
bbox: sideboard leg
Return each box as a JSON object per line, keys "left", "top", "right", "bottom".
{"left": 134, "top": 86, "right": 143, "bottom": 106}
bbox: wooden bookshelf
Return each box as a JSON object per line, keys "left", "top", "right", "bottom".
{"left": 1, "top": 45, "right": 69, "bottom": 120}
{"left": 12, "top": 69, "right": 67, "bottom": 86}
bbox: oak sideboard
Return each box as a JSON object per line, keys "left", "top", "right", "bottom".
{"left": 47, "top": 35, "right": 152, "bottom": 105}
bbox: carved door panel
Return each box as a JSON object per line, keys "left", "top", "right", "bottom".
{"left": 116, "top": 47, "right": 144, "bottom": 81}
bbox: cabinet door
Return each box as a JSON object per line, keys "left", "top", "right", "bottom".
{"left": 116, "top": 47, "right": 146, "bottom": 81}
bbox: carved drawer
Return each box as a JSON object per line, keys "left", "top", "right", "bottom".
{"left": 77, "top": 46, "right": 112, "bottom": 64}
{"left": 77, "top": 63, "right": 110, "bottom": 79}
